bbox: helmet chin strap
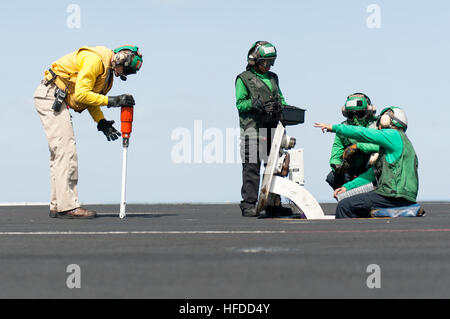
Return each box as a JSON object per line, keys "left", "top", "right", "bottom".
{"left": 390, "top": 114, "right": 407, "bottom": 129}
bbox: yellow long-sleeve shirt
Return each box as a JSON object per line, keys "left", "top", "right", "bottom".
{"left": 75, "top": 50, "right": 109, "bottom": 122}
{"left": 44, "top": 46, "right": 114, "bottom": 123}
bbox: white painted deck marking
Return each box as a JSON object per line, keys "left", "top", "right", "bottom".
{"left": 0, "top": 230, "right": 288, "bottom": 236}
{"left": 0, "top": 228, "right": 449, "bottom": 236}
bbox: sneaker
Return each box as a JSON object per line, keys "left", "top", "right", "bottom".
{"left": 417, "top": 206, "right": 427, "bottom": 217}
{"left": 50, "top": 207, "right": 97, "bottom": 219}
{"left": 369, "top": 209, "right": 378, "bottom": 218}
{"left": 241, "top": 206, "right": 259, "bottom": 217}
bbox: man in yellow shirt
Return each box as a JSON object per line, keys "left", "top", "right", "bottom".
{"left": 34, "top": 45, "right": 143, "bottom": 219}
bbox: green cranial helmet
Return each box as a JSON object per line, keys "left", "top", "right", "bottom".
{"left": 113, "top": 45, "right": 143, "bottom": 80}
{"left": 342, "top": 93, "right": 376, "bottom": 125}
{"left": 247, "top": 41, "right": 277, "bottom": 67}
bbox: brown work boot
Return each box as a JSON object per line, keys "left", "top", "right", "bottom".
{"left": 50, "top": 207, "right": 97, "bottom": 219}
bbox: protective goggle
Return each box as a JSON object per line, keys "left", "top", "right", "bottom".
{"left": 346, "top": 110, "right": 368, "bottom": 120}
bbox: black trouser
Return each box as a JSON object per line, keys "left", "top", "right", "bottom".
{"left": 240, "top": 162, "right": 261, "bottom": 210}
{"left": 326, "top": 164, "right": 368, "bottom": 190}
{"left": 239, "top": 128, "right": 274, "bottom": 211}
{"left": 336, "top": 191, "right": 416, "bottom": 219}
{"left": 326, "top": 170, "right": 355, "bottom": 190}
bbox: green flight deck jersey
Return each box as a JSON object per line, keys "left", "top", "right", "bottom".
{"left": 332, "top": 124, "right": 419, "bottom": 202}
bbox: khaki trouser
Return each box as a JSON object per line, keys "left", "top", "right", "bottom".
{"left": 34, "top": 82, "right": 80, "bottom": 212}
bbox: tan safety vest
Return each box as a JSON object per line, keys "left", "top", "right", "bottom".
{"left": 44, "top": 46, "right": 114, "bottom": 111}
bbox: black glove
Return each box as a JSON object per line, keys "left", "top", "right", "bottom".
{"left": 266, "top": 101, "right": 282, "bottom": 113}
{"left": 97, "top": 119, "right": 121, "bottom": 141}
{"left": 107, "top": 94, "right": 135, "bottom": 108}
{"left": 331, "top": 163, "right": 349, "bottom": 175}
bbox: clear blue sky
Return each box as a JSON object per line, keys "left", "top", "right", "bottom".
{"left": 0, "top": 0, "right": 449, "bottom": 203}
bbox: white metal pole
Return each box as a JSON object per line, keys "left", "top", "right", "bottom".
{"left": 119, "top": 146, "right": 128, "bottom": 219}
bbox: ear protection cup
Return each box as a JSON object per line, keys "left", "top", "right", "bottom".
{"left": 341, "top": 104, "right": 347, "bottom": 117}
{"left": 379, "top": 113, "right": 392, "bottom": 128}
{"left": 247, "top": 41, "right": 265, "bottom": 66}
{"left": 129, "top": 54, "right": 142, "bottom": 71}
{"left": 367, "top": 104, "right": 376, "bottom": 116}
{"left": 247, "top": 54, "right": 256, "bottom": 66}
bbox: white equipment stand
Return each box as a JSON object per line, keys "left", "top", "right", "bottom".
{"left": 256, "top": 122, "right": 334, "bottom": 220}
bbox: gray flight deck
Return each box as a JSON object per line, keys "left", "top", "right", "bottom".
{"left": 0, "top": 202, "right": 449, "bottom": 299}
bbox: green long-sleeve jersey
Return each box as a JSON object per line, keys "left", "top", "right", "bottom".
{"left": 329, "top": 120, "right": 379, "bottom": 175}
{"left": 332, "top": 124, "right": 403, "bottom": 191}
{"left": 330, "top": 125, "right": 380, "bottom": 167}
{"left": 235, "top": 68, "right": 287, "bottom": 113}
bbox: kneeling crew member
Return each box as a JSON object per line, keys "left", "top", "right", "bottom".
{"left": 315, "top": 106, "right": 419, "bottom": 219}
{"left": 326, "top": 93, "right": 379, "bottom": 190}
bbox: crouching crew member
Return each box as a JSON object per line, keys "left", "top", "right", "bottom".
{"left": 326, "top": 93, "right": 379, "bottom": 190}
{"left": 315, "top": 106, "right": 421, "bottom": 219}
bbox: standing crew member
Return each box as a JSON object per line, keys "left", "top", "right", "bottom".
{"left": 315, "top": 107, "right": 421, "bottom": 219}
{"left": 235, "top": 41, "right": 289, "bottom": 217}
{"left": 34, "top": 45, "right": 143, "bottom": 219}
{"left": 326, "top": 93, "right": 379, "bottom": 190}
